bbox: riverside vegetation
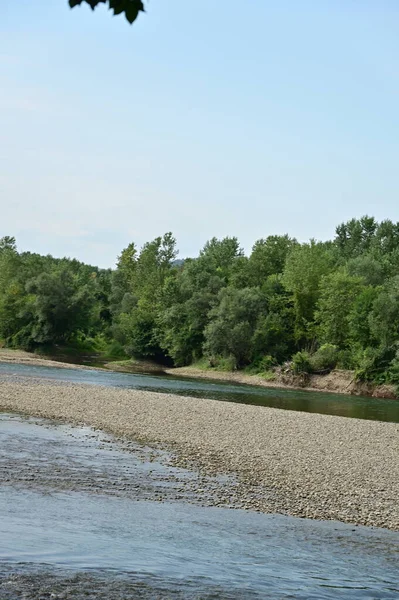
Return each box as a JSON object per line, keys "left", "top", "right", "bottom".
{"left": 2, "top": 216, "right": 399, "bottom": 395}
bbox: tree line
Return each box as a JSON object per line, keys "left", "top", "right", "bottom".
{"left": 2, "top": 216, "right": 399, "bottom": 386}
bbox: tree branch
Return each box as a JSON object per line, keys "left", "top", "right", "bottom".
{"left": 68, "top": 0, "right": 145, "bottom": 24}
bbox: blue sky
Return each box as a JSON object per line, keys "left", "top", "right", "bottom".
{"left": 1, "top": 1, "right": 399, "bottom": 267}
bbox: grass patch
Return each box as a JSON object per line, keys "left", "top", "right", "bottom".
{"left": 191, "top": 356, "right": 237, "bottom": 372}
{"left": 34, "top": 337, "right": 128, "bottom": 362}
{"left": 104, "top": 358, "right": 142, "bottom": 368}
{"left": 191, "top": 358, "right": 213, "bottom": 371}
{"left": 257, "top": 370, "right": 276, "bottom": 381}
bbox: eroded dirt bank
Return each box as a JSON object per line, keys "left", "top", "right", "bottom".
{"left": 0, "top": 375, "right": 398, "bottom": 530}
{"left": 166, "top": 366, "right": 397, "bottom": 399}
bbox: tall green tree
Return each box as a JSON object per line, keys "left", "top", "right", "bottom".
{"left": 156, "top": 237, "right": 243, "bottom": 364}
{"left": 348, "top": 286, "right": 379, "bottom": 349}
{"left": 369, "top": 276, "right": 399, "bottom": 349}
{"left": 315, "top": 271, "right": 365, "bottom": 348}
{"left": 282, "top": 240, "right": 334, "bottom": 344}
{"left": 346, "top": 254, "right": 385, "bottom": 287}
{"left": 112, "top": 233, "right": 177, "bottom": 359}
{"left": 335, "top": 216, "right": 378, "bottom": 260}
{"left": 203, "top": 287, "right": 265, "bottom": 367}
{"left": 25, "top": 268, "right": 97, "bottom": 344}
{"left": 247, "top": 235, "right": 298, "bottom": 286}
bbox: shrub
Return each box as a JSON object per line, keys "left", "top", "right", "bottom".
{"left": 209, "top": 354, "right": 237, "bottom": 371}
{"left": 309, "top": 344, "right": 338, "bottom": 373}
{"left": 192, "top": 357, "right": 211, "bottom": 371}
{"left": 354, "top": 346, "right": 396, "bottom": 383}
{"left": 245, "top": 355, "right": 277, "bottom": 376}
{"left": 258, "top": 354, "right": 277, "bottom": 371}
{"left": 104, "top": 340, "right": 128, "bottom": 359}
{"left": 336, "top": 348, "right": 357, "bottom": 370}
{"left": 10, "top": 327, "right": 35, "bottom": 351}
{"left": 387, "top": 350, "right": 399, "bottom": 385}
{"left": 259, "top": 370, "right": 276, "bottom": 381}
{"left": 291, "top": 351, "right": 312, "bottom": 375}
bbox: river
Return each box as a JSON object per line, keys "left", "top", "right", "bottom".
{"left": 1, "top": 361, "right": 399, "bottom": 422}
{"left": 1, "top": 412, "right": 398, "bottom": 599}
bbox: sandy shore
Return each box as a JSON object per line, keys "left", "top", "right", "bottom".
{"left": 0, "top": 348, "right": 98, "bottom": 370}
{"left": 0, "top": 375, "right": 398, "bottom": 531}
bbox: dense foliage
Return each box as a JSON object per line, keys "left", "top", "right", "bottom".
{"left": 2, "top": 216, "right": 399, "bottom": 386}
{"left": 0, "top": 236, "right": 112, "bottom": 352}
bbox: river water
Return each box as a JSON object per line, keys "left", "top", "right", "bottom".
{"left": 1, "top": 413, "right": 398, "bottom": 599}
{"left": 1, "top": 361, "right": 399, "bottom": 422}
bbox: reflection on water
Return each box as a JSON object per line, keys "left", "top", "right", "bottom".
{"left": 1, "top": 361, "right": 399, "bottom": 422}
{"left": 1, "top": 414, "right": 398, "bottom": 599}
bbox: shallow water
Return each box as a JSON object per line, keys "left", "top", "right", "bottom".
{"left": 1, "top": 414, "right": 398, "bottom": 599}
{"left": 1, "top": 361, "right": 399, "bottom": 422}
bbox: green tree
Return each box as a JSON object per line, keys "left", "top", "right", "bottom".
{"left": 203, "top": 287, "right": 265, "bottom": 367}
{"left": 0, "top": 239, "right": 108, "bottom": 350}
{"left": 346, "top": 254, "right": 385, "bottom": 287}
{"left": 348, "top": 286, "right": 379, "bottom": 349}
{"left": 247, "top": 235, "right": 298, "bottom": 286}
{"left": 369, "top": 276, "right": 399, "bottom": 349}
{"left": 25, "top": 267, "right": 97, "bottom": 344}
{"left": 315, "top": 271, "right": 365, "bottom": 348}
{"left": 156, "top": 237, "right": 243, "bottom": 364}
{"left": 371, "top": 219, "right": 399, "bottom": 256}
{"left": 117, "top": 242, "right": 137, "bottom": 284}
{"left": 282, "top": 240, "right": 333, "bottom": 343}
{"left": 250, "top": 275, "right": 295, "bottom": 362}
{"left": 0, "top": 237, "right": 20, "bottom": 295}
{"left": 111, "top": 233, "right": 177, "bottom": 359}
{"left": 335, "top": 216, "right": 377, "bottom": 260}
{"left": 0, "top": 236, "right": 17, "bottom": 253}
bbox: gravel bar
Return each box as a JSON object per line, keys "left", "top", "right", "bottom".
{"left": 1, "top": 376, "right": 398, "bottom": 530}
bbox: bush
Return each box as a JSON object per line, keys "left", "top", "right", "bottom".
{"left": 246, "top": 354, "right": 277, "bottom": 374}
{"left": 10, "top": 327, "right": 35, "bottom": 351}
{"left": 104, "top": 339, "right": 128, "bottom": 359}
{"left": 191, "top": 357, "right": 211, "bottom": 370}
{"left": 291, "top": 351, "right": 312, "bottom": 375}
{"left": 387, "top": 350, "right": 399, "bottom": 385}
{"left": 209, "top": 354, "right": 237, "bottom": 371}
{"left": 309, "top": 344, "right": 338, "bottom": 373}
{"left": 354, "top": 346, "right": 396, "bottom": 383}
{"left": 258, "top": 354, "right": 277, "bottom": 371}
{"left": 336, "top": 349, "right": 357, "bottom": 370}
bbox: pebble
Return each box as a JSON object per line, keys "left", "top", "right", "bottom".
{"left": 1, "top": 375, "right": 398, "bottom": 530}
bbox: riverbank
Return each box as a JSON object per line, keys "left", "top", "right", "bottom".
{"left": 0, "top": 374, "right": 398, "bottom": 530}
{"left": 1, "top": 349, "right": 396, "bottom": 399}
{"left": 165, "top": 365, "right": 397, "bottom": 399}
{"left": 0, "top": 348, "right": 100, "bottom": 370}
{"left": 0, "top": 348, "right": 167, "bottom": 375}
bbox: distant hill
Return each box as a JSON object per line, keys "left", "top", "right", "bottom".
{"left": 172, "top": 259, "right": 186, "bottom": 267}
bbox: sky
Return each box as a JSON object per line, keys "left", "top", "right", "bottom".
{"left": 1, "top": 1, "right": 399, "bottom": 268}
